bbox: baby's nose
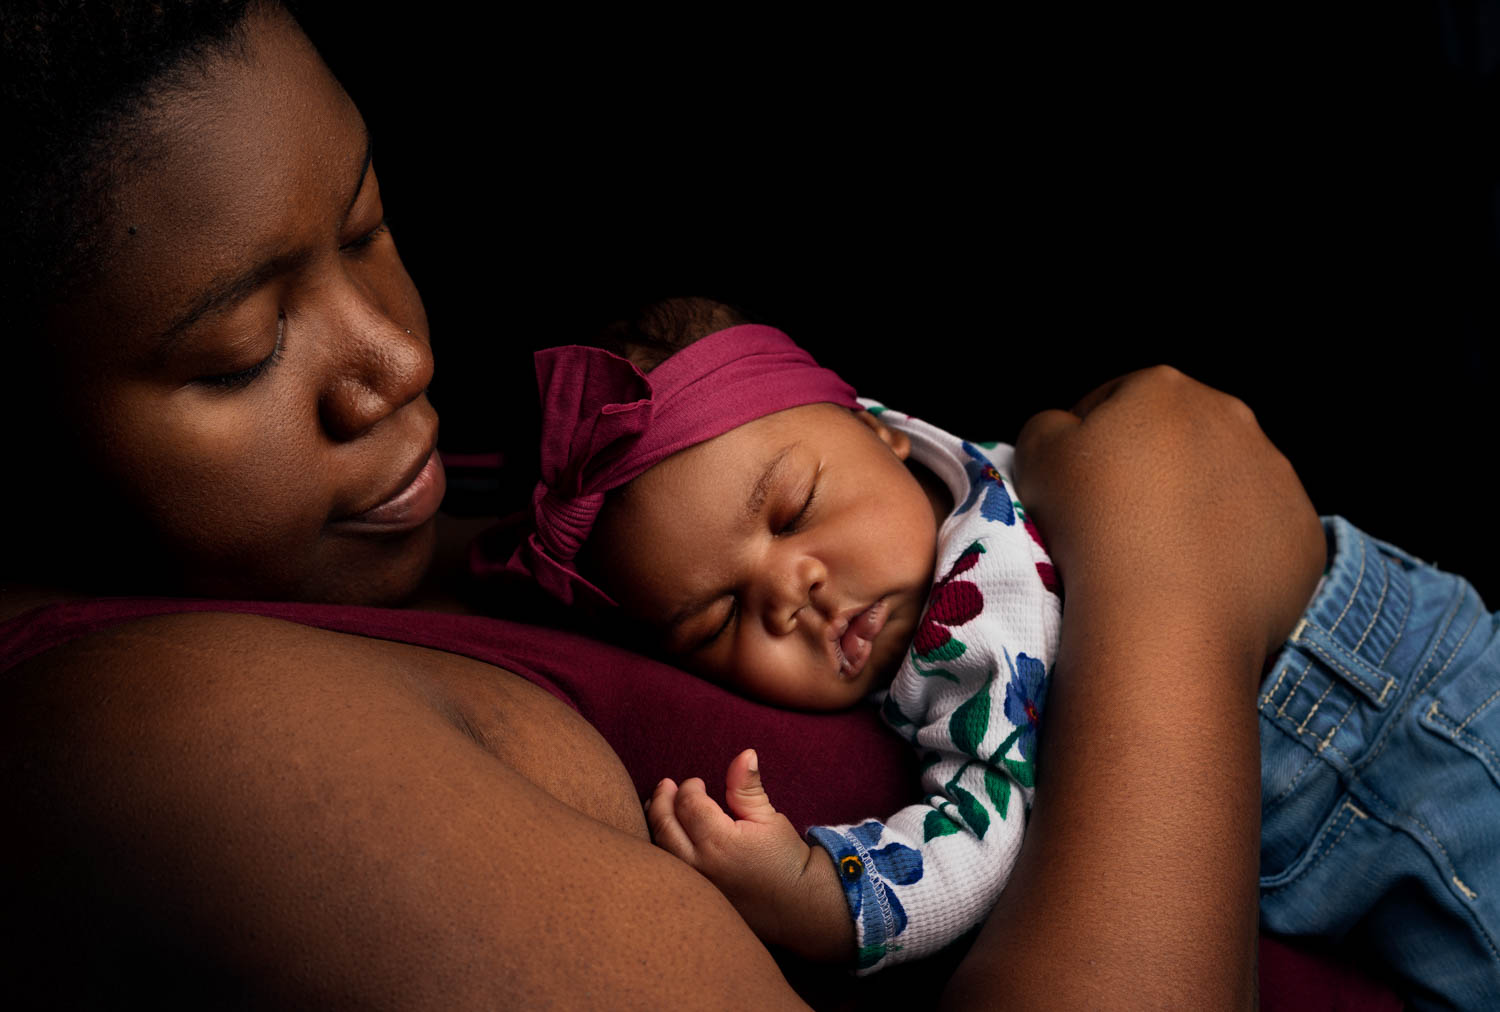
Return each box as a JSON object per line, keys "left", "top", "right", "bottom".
{"left": 762, "top": 551, "right": 828, "bottom": 635}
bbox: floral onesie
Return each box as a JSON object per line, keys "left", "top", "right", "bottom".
{"left": 806, "top": 402, "right": 1062, "bottom": 973}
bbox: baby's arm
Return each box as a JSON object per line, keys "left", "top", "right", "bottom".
{"left": 646, "top": 748, "right": 855, "bottom": 962}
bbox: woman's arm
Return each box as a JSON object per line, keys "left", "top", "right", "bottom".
{"left": 944, "top": 367, "right": 1324, "bottom": 1009}
{"left": 0, "top": 612, "right": 812, "bottom": 1009}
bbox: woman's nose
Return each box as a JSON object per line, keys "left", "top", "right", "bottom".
{"left": 761, "top": 550, "right": 828, "bottom": 635}
{"left": 318, "top": 314, "right": 433, "bottom": 442}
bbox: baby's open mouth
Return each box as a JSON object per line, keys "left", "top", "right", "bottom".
{"left": 833, "top": 600, "right": 889, "bottom": 680}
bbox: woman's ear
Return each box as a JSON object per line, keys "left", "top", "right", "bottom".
{"left": 854, "top": 409, "right": 911, "bottom": 461}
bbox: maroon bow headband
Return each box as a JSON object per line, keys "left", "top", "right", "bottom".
{"left": 501, "top": 324, "right": 859, "bottom": 607}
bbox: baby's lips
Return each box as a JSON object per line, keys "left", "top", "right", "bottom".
{"left": 850, "top": 602, "right": 887, "bottom": 639}
{"left": 837, "top": 600, "right": 889, "bottom": 679}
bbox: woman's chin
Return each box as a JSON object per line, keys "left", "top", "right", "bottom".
{"left": 164, "top": 519, "right": 442, "bottom": 606}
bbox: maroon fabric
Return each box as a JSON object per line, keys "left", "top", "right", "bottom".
{"left": 0, "top": 596, "right": 915, "bottom": 833}
{"left": 501, "top": 325, "right": 860, "bottom": 608}
{"left": 0, "top": 596, "right": 1405, "bottom": 1009}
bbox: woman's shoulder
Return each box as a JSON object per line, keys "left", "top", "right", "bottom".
{"left": 0, "top": 598, "right": 646, "bottom": 832}
{"left": 1, "top": 607, "right": 463, "bottom": 741}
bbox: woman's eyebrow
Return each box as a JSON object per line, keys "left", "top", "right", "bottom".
{"left": 744, "top": 443, "right": 799, "bottom": 519}
{"left": 149, "top": 249, "right": 312, "bottom": 358}
{"left": 149, "top": 127, "right": 373, "bottom": 358}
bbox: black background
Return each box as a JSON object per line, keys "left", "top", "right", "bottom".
{"left": 301, "top": 4, "right": 1498, "bottom": 601}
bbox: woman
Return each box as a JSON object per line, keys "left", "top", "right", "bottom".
{"left": 0, "top": 2, "right": 1324, "bottom": 1007}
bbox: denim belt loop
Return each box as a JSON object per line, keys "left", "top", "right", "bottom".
{"left": 1287, "top": 617, "right": 1400, "bottom": 710}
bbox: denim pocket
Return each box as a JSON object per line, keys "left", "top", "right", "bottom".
{"left": 1419, "top": 617, "right": 1500, "bottom": 793}
{"left": 1260, "top": 791, "right": 1371, "bottom": 893}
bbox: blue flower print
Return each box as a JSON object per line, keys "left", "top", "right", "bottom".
{"left": 807, "top": 821, "right": 924, "bottom": 969}
{"left": 956, "top": 441, "right": 1015, "bottom": 525}
{"left": 1003, "top": 651, "right": 1048, "bottom": 762}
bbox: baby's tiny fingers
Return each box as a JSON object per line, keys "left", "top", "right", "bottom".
{"left": 646, "top": 780, "right": 697, "bottom": 862}
{"left": 672, "top": 778, "right": 734, "bottom": 845}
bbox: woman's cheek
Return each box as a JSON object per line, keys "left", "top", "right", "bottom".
{"left": 127, "top": 392, "right": 322, "bottom": 547}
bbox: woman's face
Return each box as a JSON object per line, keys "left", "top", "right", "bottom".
{"left": 46, "top": 9, "right": 442, "bottom": 603}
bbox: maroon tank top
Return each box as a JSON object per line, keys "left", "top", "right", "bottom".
{"left": 0, "top": 596, "right": 1400, "bottom": 1010}
{"left": 0, "top": 595, "right": 918, "bottom": 833}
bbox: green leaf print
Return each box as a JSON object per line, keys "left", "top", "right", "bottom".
{"left": 924, "top": 809, "right": 962, "bottom": 842}
{"left": 984, "top": 766, "right": 1012, "bottom": 818}
{"left": 952, "top": 785, "right": 990, "bottom": 839}
{"left": 949, "top": 673, "right": 994, "bottom": 755}
{"left": 918, "top": 637, "right": 968, "bottom": 664}
{"left": 987, "top": 726, "right": 1022, "bottom": 765}
{"left": 910, "top": 655, "right": 961, "bottom": 682}
{"left": 1002, "top": 757, "right": 1035, "bottom": 789}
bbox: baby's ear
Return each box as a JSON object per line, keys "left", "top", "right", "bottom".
{"left": 854, "top": 409, "right": 911, "bottom": 461}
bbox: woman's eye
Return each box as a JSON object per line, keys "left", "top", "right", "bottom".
{"left": 341, "top": 217, "right": 388, "bottom": 253}
{"left": 777, "top": 483, "right": 818, "bottom": 536}
{"left": 198, "top": 313, "right": 285, "bottom": 391}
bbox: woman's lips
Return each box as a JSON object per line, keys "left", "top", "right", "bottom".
{"left": 334, "top": 449, "right": 446, "bottom": 533}
{"left": 833, "top": 600, "right": 890, "bottom": 680}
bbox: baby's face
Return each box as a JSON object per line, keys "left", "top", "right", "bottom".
{"left": 591, "top": 404, "right": 942, "bottom": 709}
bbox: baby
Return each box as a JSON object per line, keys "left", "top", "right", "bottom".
{"left": 507, "top": 298, "right": 1060, "bottom": 971}
{"left": 505, "top": 298, "right": 1500, "bottom": 1006}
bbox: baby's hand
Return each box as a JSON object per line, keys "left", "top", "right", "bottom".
{"left": 646, "top": 748, "right": 855, "bottom": 963}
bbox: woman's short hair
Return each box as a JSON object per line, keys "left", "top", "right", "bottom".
{"left": 1, "top": 0, "right": 280, "bottom": 337}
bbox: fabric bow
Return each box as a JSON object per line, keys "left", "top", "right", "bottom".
{"left": 500, "top": 324, "right": 859, "bottom": 608}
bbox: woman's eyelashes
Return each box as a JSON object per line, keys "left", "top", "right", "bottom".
{"left": 340, "top": 216, "right": 388, "bottom": 253}
{"left": 199, "top": 312, "right": 285, "bottom": 391}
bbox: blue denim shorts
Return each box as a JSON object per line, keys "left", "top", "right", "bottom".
{"left": 1260, "top": 516, "right": 1500, "bottom": 1010}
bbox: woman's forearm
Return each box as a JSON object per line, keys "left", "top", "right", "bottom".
{"left": 947, "top": 588, "right": 1263, "bottom": 1008}
{"left": 945, "top": 367, "right": 1324, "bottom": 1008}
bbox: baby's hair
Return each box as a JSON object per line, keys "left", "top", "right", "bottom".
{"left": 593, "top": 296, "right": 754, "bottom": 374}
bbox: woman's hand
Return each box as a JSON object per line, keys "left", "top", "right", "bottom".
{"left": 946, "top": 367, "right": 1321, "bottom": 1010}
{"left": 1014, "top": 365, "right": 1325, "bottom": 669}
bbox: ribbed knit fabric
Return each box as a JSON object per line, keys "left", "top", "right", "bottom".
{"left": 808, "top": 403, "right": 1061, "bottom": 972}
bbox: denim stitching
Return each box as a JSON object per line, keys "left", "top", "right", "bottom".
{"left": 1350, "top": 552, "right": 1391, "bottom": 654}
{"left": 1301, "top": 637, "right": 1390, "bottom": 705}
{"left": 1318, "top": 721, "right": 1339, "bottom": 754}
{"left": 1261, "top": 800, "right": 1366, "bottom": 896}
{"left": 1268, "top": 757, "right": 1317, "bottom": 808}
{"left": 1276, "top": 657, "right": 1315, "bottom": 719}
{"left": 1327, "top": 535, "right": 1366, "bottom": 636}
{"left": 1415, "top": 594, "right": 1480, "bottom": 700}
{"left": 1362, "top": 779, "right": 1491, "bottom": 922}
{"left": 1317, "top": 692, "right": 1363, "bottom": 759}
{"left": 1376, "top": 568, "right": 1413, "bottom": 668}
{"left": 1406, "top": 809, "right": 1490, "bottom": 918}
{"left": 1427, "top": 701, "right": 1500, "bottom": 777}
{"left": 1262, "top": 687, "right": 1357, "bottom": 807}
{"left": 1360, "top": 589, "right": 1469, "bottom": 773}
{"left": 1297, "top": 680, "right": 1336, "bottom": 736}
{"left": 1262, "top": 659, "right": 1296, "bottom": 711}
{"left": 1455, "top": 684, "right": 1500, "bottom": 735}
